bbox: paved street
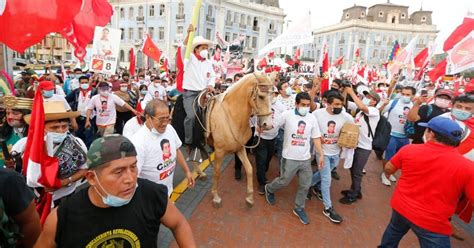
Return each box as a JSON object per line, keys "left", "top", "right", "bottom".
{"left": 165, "top": 152, "right": 474, "bottom": 247}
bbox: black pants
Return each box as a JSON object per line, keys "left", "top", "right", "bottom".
{"left": 255, "top": 138, "right": 276, "bottom": 186}
{"left": 235, "top": 127, "right": 256, "bottom": 171}
{"left": 115, "top": 111, "right": 133, "bottom": 135}
{"left": 348, "top": 147, "right": 372, "bottom": 198}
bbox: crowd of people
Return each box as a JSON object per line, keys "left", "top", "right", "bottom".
{"left": 0, "top": 26, "right": 473, "bottom": 247}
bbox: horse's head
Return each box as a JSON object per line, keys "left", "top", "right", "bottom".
{"left": 251, "top": 71, "right": 277, "bottom": 130}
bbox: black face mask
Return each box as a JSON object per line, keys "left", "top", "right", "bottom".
{"left": 332, "top": 107, "right": 343, "bottom": 114}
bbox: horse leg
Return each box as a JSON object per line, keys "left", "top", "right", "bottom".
{"left": 236, "top": 148, "right": 254, "bottom": 208}
{"left": 211, "top": 150, "right": 224, "bottom": 208}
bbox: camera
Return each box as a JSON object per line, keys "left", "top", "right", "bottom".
{"left": 341, "top": 79, "right": 352, "bottom": 87}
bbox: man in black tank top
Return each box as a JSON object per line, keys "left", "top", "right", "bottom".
{"left": 34, "top": 135, "right": 196, "bottom": 248}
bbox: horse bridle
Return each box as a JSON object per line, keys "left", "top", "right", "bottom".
{"left": 250, "top": 72, "right": 273, "bottom": 119}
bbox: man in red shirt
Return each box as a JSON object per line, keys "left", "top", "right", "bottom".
{"left": 379, "top": 116, "right": 474, "bottom": 248}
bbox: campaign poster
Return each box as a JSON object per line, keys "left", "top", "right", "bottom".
{"left": 90, "top": 27, "right": 121, "bottom": 74}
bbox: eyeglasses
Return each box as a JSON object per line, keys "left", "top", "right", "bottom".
{"left": 151, "top": 115, "right": 172, "bottom": 123}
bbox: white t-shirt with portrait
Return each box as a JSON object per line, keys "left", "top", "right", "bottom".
{"left": 87, "top": 93, "right": 125, "bottom": 126}
{"left": 131, "top": 124, "right": 182, "bottom": 197}
{"left": 313, "top": 108, "right": 354, "bottom": 156}
{"left": 354, "top": 106, "right": 380, "bottom": 150}
{"left": 385, "top": 99, "right": 413, "bottom": 137}
{"left": 276, "top": 110, "right": 321, "bottom": 161}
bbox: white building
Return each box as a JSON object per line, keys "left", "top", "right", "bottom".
{"left": 109, "top": 0, "right": 285, "bottom": 69}
{"left": 300, "top": 1, "right": 438, "bottom": 69}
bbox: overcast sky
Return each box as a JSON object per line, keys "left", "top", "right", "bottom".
{"left": 279, "top": 0, "right": 473, "bottom": 53}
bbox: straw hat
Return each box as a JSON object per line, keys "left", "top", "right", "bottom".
{"left": 24, "top": 101, "right": 80, "bottom": 124}
{"left": 191, "top": 36, "right": 213, "bottom": 51}
{"left": 1, "top": 95, "right": 33, "bottom": 110}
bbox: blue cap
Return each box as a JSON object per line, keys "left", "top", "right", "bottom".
{"left": 418, "top": 116, "right": 463, "bottom": 142}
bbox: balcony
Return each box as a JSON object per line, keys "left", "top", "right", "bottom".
{"left": 268, "top": 29, "right": 276, "bottom": 34}
{"left": 176, "top": 14, "right": 185, "bottom": 20}
{"left": 358, "top": 39, "right": 366, "bottom": 44}
{"left": 136, "top": 16, "right": 144, "bottom": 23}
{"left": 239, "top": 23, "right": 247, "bottom": 29}
{"left": 206, "top": 16, "right": 215, "bottom": 22}
{"left": 252, "top": 26, "right": 259, "bottom": 32}
{"left": 225, "top": 20, "right": 233, "bottom": 26}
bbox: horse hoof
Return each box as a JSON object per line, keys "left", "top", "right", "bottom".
{"left": 212, "top": 200, "right": 222, "bottom": 208}
{"left": 245, "top": 199, "right": 254, "bottom": 208}
{"left": 198, "top": 173, "right": 207, "bottom": 181}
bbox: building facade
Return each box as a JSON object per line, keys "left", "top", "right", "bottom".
{"left": 11, "top": 34, "right": 74, "bottom": 65}
{"left": 301, "top": 1, "right": 438, "bottom": 69}
{"left": 109, "top": 0, "right": 285, "bottom": 68}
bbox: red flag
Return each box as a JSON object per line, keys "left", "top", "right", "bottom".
{"left": 268, "top": 51, "right": 275, "bottom": 58}
{"left": 357, "top": 65, "right": 366, "bottom": 78}
{"left": 332, "top": 56, "right": 344, "bottom": 67}
{"left": 321, "top": 51, "right": 329, "bottom": 95}
{"left": 142, "top": 35, "right": 162, "bottom": 62}
{"left": 293, "top": 48, "right": 301, "bottom": 63}
{"left": 129, "top": 48, "right": 136, "bottom": 76}
{"left": 176, "top": 46, "right": 184, "bottom": 92}
{"left": 427, "top": 59, "right": 447, "bottom": 82}
{"left": 354, "top": 48, "right": 360, "bottom": 58}
{"left": 413, "top": 47, "right": 428, "bottom": 68}
{"left": 258, "top": 57, "right": 268, "bottom": 69}
{"left": 443, "top": 16, "right": 474, "bottom": 52}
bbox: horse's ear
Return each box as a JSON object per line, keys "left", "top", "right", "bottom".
{"left": 268, "top": 71, "right": 277, "bottom": 84}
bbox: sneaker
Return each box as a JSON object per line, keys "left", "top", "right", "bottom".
{"left": 340, "top": 190, "right": 362, "bottom": 199}
{"left": 310, "top": 186, "right": 323, "bottom": 201}
{"left": 362, "top": 169, "right": 367, "bottom": 174}
{"left": 234, "top": 169, "right": 242, "bottom": 180}
{"left": 389, "top": 174, "right": 397, "bottom": 182}
{"left": 264, "top": 185, "right": 275, "bottom": 205}
{"left": 381, "top": 173, "right": 391, "bottom": 186}
{"left": 323, "top": 207, "right": 343, "bottom": 223}
{"left": 331, "top": 170, "right": 340, "bottom": 180}
{"left": 293, "top": 208, "right": 310, "bottom": 225}
{"left": 339, "top": 195, "right": 357, "bottom": 205}
{"left": 258, "top": 185, "right": 265, "bottom": 195}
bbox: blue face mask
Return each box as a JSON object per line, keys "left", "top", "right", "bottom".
{"left": 43, "top": 90, "right": 54, "bottom": 98}
{"left": 140, "top": 90, "right": 147, "bottom": 95}
{"left": 452, "top": 108, "right": 472, "bottom": 121}
{"left": 362, "top": 97, "right": 372, "bottom": 106}
{"left": 47, "top": 131, "right": 67, "bottom": 144}
{"left": 297, "top": 106, "right": 309, "bottom": 116}
{"left": 285, "top": 87, "right": 293, "bottom": 96}
{"left": 400, "top": 96, "right": 411, "bottom": 104}
{"left": 93, "top": 171, "right": 137, "bottom": 207}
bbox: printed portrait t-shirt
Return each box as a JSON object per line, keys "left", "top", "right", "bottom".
{"left": 277, "top": 110, "right": 321, "bottom": 161}
{"left": 313, "top": 108, "right": 354, "bottom": 156}
{"left": 386, "top": 100, "right": 413, "bottom": 137}
{"left": 87, "top": 93, "right": 126, "bottom": 126}
{"left": 131, "top": 124, "right": 182, "bottom": 197}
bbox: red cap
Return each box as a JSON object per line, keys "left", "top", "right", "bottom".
{"left": 435, "top": 89, "right": 454, "bottom": 99}
{"left": 38, "top": 81, "right": 55, "bottom": 91}
{"left": 466, "top": 79, "right": 474, "bottom": 93}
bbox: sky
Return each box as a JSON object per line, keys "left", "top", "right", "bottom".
{"left": 279, "top": 0, "right": 473, "bottom": 53}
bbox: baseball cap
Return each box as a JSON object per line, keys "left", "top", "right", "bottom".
{"left": 435, "top": 89, "right": 454, "bottom": 99}
{"left": 418, "top": 116, "right": 463, "bottom": 142}
{"left": 87, "top": 135, "right": 137, "bottom": 169}
{"left": 38, "top": 81, "right": 55, "bottom": 91}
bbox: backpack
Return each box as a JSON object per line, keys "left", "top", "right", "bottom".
{"left": 364, "top": 113, "right": 391, "bottom": 151}
{"left": 405, "top": 104, "right": 433, "bottom": 139}
{"left": 0, "top": 198, "right": 22, "bottom": 248}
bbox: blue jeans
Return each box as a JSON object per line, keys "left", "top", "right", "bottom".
{"left": 384, "top": 136, "right": 409, "bottom": 161}
{"left": 311, "top": 154, "right": 340, "bottom": 209}
{"left": 379, "top": 210, "right": 451, "bottom": 248}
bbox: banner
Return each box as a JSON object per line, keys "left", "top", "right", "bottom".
{"left": 258, "top": 12, "right": 313, "bottom": 56}
{"left": 90, "top": 27, "right": 121, "bottom": 74}
{"left": 447, "top": 30, "right": 474, "bottom": 74}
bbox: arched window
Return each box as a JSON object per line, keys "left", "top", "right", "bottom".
{"left": 149, "top": 5, "right": 155, "bottom": 16}
{"left": 160, "top": 4, "right": 165, "bottom": 16}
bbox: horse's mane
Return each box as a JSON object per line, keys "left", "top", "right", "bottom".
{"left": 224, "top": 73, "right": 255, "bottom": 95}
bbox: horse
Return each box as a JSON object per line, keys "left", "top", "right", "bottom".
{"left": 205, "top": 71, "right": 275, "bottom": 208}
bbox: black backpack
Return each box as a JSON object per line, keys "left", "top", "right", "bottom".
{"left": 363, "top": 114, "right": 392, "bottom": 151}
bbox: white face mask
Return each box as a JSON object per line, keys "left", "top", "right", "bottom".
{"left": 199, "top": 49, "right": 209, "bottom": 58}
{"left": 298, "top": 106, "right": 310, "bottom": 116}
{"left": 120, "top": 86, "right": 128, "bottom": 92}
{"left": 362, "top": 97, "right": 372, "bottom": 106}
{"left": 434, "top": 98, "right": 451, "bottom": 109}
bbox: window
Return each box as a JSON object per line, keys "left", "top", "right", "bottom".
{"left": 401, "top": 13, "right": 406, "bottom": 19}
{"left": 160, "top": 4, "right": 165, "bottom": 16}
{"left": 138, "top": 27, "right": 143, "bottom": 39}
{"left": 225, "top": 32, "right": 230, "bottom": 41}
{"left": 379, "top": 11, "right": 383, "bottom": 17}
{"left": 177, "top": 26, "right": 183, "bottom": 34}
{"left": 178, "top": 2, "right": 184, "bottom": 15}
{"left": 252, "top": 37, "right": 257, "bottom": 48}
{"left": 148, "top": 27, "right": 154, "bottom": 39}
{"left": 149, "top": 5, "right": 155, "bottom": 16}
{"left": 317, "top": 49, "right": 320, "bottom": 58}
{"left": 339, "top": 47, "right": 343, "bottom": 56}
{"left": 128, "top": 28, "right": 133, "bottom": 40}
{"left": 241, "top": 14, "right": 245, "bottom": 24}
{"left": 138, "top": 6, "right": 144, "bottom": 17}
{"left": 269, "top": 22, "right": 274, "bottom": 30}
{"left": 206, "top": 28, "right": 212, "bottom": 40}
{"left": 245, "top": 36, "right": 250, "bottom": 48}
{"left": 247, "top": 16, "right": 252, "bottom": 26}
{"left": 120, "top": 8, "right": 124, "bottom": 18}
{"left": 207, "top": 5, "right": 213, "bottom": 17}
{"left": 421, "top": 16, "right": 426, "bottom": 22}
{"left": 159, "top": 27, "right": 164, "bottom": 40}
{"left": 234, "top": 12, "right": 239, "bottom": 23}
{"left": 120, "top": 50, "right": 125, "bottom": 62}
{"left": 345, "top": 13, "right": 350, "bottom": 19}
{"left": 129, "top": 7, "right": 134, "bottom": 19}
{"left": 381, "top": 50, "right": 386, "bottom": 59}
{"left": 372, "top": 49, "right": 378, "bottom": 58}
{"left": 226, "top": 11, "right": 231, "bottom": 21}
{"left": 232, "top": 33, "right": 237, "bottom": 41}
{"left": 120, "top": 28, "right": 124, "bottom": 40}
{"left": 391, "top": 16, "right": 396, "bottom": 23}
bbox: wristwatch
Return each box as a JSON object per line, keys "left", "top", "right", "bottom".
{"left": 67, "top": 176, "right": 73, "bottom": 187}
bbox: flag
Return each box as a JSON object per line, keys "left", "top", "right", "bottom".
{"left": 257, "top": 57, "right": 268, "bottom": 69}
{"left": 386, "top": 40, "right": 400, "bottom": 65}
{"left": 446, "top": 30, "right": 474, "bottom": 74}
{"left": 142, "top": 35, "right": 162, "bottom": 62}
{"left": 332, "top": 56, "right": 344, "bottom": 67}
{"left": 443, "top": 15, "right": 474, "bottom": 52}
{"left": 319, "top": 43, "right": 329, "bottom": 95}
{"left": 388, "top": 36, "right": 418, "bottom": 76}
{"left": 176, "top": 46, "right": 184, "bottom": 92}
{"left": 129, "top": 48, "right": 136, "bottom": 76}
{"left": 427, "top": 59, "right": 447, "bottom": 82}
{"left": 0, "top": 70, "right": 15, "bottom": 96}
{"left": 354, "top": 48, "right": 361, "bottom": 58}
{"left": 23, "top": 90, "right": 62, "bottom": 225}
{"left": 413, "top": 47, "right": 428, "bottom": 68}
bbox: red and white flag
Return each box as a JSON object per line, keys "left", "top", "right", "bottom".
{"left": 447, "top": 30, "right": 474, "bottom": 74}
{"left": 319, "top": 43, "right": 329, "bottom": 95}
{"left": 388, "top": 36, "right": 418, "bottom": 77}
{"left": 129, "top": 48, "right": 136, "bottom": 76}
{"left": 443, "top": 13, "right": 474, "bottom": 52}
{"left": 332, "top": 56, "right": 344, "bottom": 67}
{"left": 354, "top": 48, "right": 361, "bottom": 59}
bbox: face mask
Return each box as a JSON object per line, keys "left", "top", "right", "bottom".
{"left": 42, "top": 90, "right": 54, "bottom": 98}
{"left": 199, "top": 49, "right": 209, "bottom": 58}
{"left": 332, "top": 107, "right": 343, "bottom": 114}
{"left": 285, "top": 87, "right": 292, "bottom": 96}
{"left": 47, "top": 131, "right": 67, "bottom": 144}
{"left": 80, "top": 83, "right": 89, "bottom": 90}
{"left": 99, "top": 91, "right": 109, "bottom": 97}
{"left": 140, "top": 90, "right": 147, "bottom": 95}
{"left": 362, "top": 97, "right": 371, "bottom": 106}
{"left": 93, "top": 171, "right": 136, "bottom": 207}
{"left": 120, "top": 86, "right": 128, "bottom": 92}
{"left": 400, "top": 96, "right": 411, "bottom": 104}
{"left": 298, "top": 106, "right": 309, "bottom": 116}
{"left": 434, "top": 98, "right": 451, "bottom": 109}
{"left": 452, "top": 108, "right": 472, "bottom": 121}
{"left": 75, "top": 74, "right": 82, "bottom": 79}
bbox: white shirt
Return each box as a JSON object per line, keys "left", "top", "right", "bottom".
{"left": 276, "top": 94, "right": 296, "bottom": 111}
{"left": 276, "top": 110, "right": 321, "bottom": 161}
{"left": 354, "top": 106, "right": 380, "bottom": 150}
{"left": 77, "top": 90, "right": 93, "bottom": 117}
{"left": 69, "top": 78, "right": 79, "bottom": 92}
{"left": 44, "top": 94, "right": 71, "bottom": 111}
{"left": 313, "top": 108, "right": 354, "bottom": 156}
{"left": 131, "top": 124, "right": 183, "bottom": 197}
{"left": 142, "top": 83, "right": 167, "bottom": 108}
{"left": 123, "top": 117, "right": 142, "bottom": 139}
{"left": 385, "top": 99, "right": 413, "bottom": 137}
{"left": 87, "top": 93, "right": 125, "bottom": 126}
{"left": 255, "top": 101, "right": 284, "bottom": 140}
{"left": 183, "top": 50, "right": 216, "bottom": 91}
{"left": 55, "top": 85, "right": 66, "bottom": 96}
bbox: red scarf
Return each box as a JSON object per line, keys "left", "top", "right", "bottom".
{"left": 80, "top": 87, "right": 91, "bottom": 97}
{"left": 194, "top": 52, "right": 205, "bottom": 61}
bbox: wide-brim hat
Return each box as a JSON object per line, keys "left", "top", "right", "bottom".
{"left": 24, "top": 101, "right": 80, "bottom": 124}
{"left": 191, "top": 36, "right": 214, "bottom": 52}
{"left": 1, "top": 95, "right": 33, "bottom": 110}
